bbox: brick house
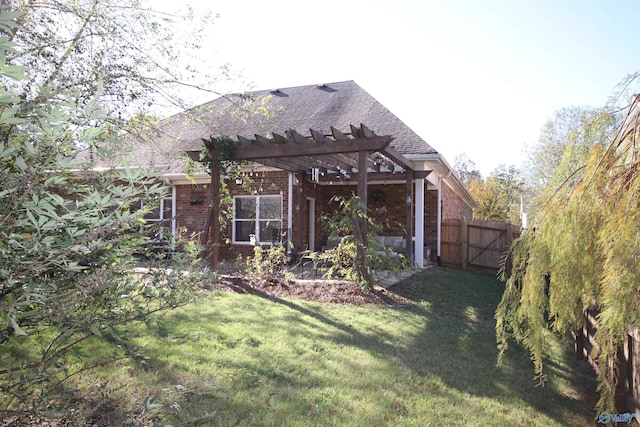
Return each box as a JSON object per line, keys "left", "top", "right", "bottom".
{"left": 102, "top": 80, "right": 476, "bottom": 268}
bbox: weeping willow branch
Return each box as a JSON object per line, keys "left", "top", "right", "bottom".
{"left": 496, "top": 93, "right": 640, "bottom": 413}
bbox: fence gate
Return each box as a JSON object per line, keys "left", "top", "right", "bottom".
{"left": 440, "top": 219, "right": 521, "bottom": 274}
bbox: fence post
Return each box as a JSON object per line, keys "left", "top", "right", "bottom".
{"left": 629, "top": 329, "right": 640, "bottom": 413}
{"left": 506, "top": 221, "right": 514, "bottom": 247}
{"left": 460, "top": 217, "right": 468, "bottom": 270}
{"left": 575, "top": 320, "right": 585, "bottom": 360}
{"left": 503, "top": 221, "right": 514, "bottom": 276}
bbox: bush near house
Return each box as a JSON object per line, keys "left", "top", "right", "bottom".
{"left": 0, "top": 14, "right": 201, "bottom": 413}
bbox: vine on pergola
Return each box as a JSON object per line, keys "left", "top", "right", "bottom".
{"left": 197, "top": 135, "right": 249, "bottom": 268}
{"left": 201, "top": 135, "right": 244, "bottom": 174}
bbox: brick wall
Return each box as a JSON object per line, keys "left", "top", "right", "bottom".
{"left": 174, "top": 170, "right": 291, "bottom": 261}
{"left": 174, "top": 173, "right": 470, "bottom": 265}
{"left": 312, "top": 182, "right": 443, "bottom": 261}
{"left": 441, "top": 180, "right": 473, "bottom": 221}
{"left": 424, "top": 189, "right": 438, "bottom": 262}
{"left": 174, "top": 182, "right": 209, "bottom": 240}
{"left": 301, "top": 179, "right": 321, "bottom": 251}
{"left": 313, "top": 183, "right": 412, "bottom": 247}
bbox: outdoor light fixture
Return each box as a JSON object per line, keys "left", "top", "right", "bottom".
{"left": 374, "top": 155, "right": 384, "bottom": 166}
{"left": 190, "top": 184, "right": 204, "bottom": 205}
{"left": 235, "top": 177, "right": 243, "bottom": 185}
{"left": 406, "top": 195, "right": 412, "bottom": 205}
{"left": 386, "top": 161, "right": 395, "bottom": 172}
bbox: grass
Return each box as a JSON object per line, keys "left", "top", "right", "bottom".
{"left": 55, "top": 268, "right": 596, "bottom": 425}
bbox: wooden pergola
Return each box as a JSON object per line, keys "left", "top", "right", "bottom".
{"left": 187, "top": 124, "right": 426, "bottom": 270}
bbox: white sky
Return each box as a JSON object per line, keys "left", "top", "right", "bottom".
{"left": 154, "top": 0, "right": 640, "bottom": 176}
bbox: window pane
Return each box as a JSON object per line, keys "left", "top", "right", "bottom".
{"left": 235, "top": 220, "right": 255, "bottom": 242}
{"left": 235, "top": 197, "right": 256, "bottom": 219}
{"left": 259, "top": 196, "right": 281, "bottom": 219}
{"left": 162, "top": 198, "right": 172, "bottom": 220}
{"left": 143, "top": 201, "right": 161, "bottom": 220}
{"left": 259, "top": 220, "right": 282, "bottom": 243}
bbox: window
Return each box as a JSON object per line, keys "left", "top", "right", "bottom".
{"left": 233, "top": 195, "right": 282, "bottom": 244}
{"left": 142, "top": 197, "right": 173, "bottom": 231}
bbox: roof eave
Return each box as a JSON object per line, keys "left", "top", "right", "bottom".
{"left": 406, "top": 153, "right": 478, "bottom": 210}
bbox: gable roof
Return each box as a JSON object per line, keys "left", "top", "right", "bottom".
{"left": 181, "top": 80, "right": 436, "bottom": 156}
{"left": 99, "top": 80, "right": 438, "bottom": 173}
{"left": 83, "top": 79, "right": 476, "bottom": 209}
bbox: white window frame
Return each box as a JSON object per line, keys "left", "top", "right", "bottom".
{"left": 232, "top": 195, "right": 283, "bottom": 245}
{"left": 142, "top": 197, "right": 173, "bottom": 230}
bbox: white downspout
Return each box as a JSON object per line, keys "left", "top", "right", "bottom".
{"left": 171, "top": 184, "right": 177, "bottom": 238}
{"left": 414, "top": 178, "right": 425, "bottom": 268}
{"left": 437, "top": 176, "right": 442, "bottom": 264}
{"left": 437, "top": 171, "right": 452, "bottom": 265}
{"left": 287, "top": 172, "right": 294, "bottom": 257}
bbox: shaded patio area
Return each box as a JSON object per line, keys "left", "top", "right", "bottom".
{"left": 187, "top": 124, "right": 430, "bottom": 272}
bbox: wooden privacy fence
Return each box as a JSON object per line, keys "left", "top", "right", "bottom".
{"left": 440, "top": 218, "right": 521, "bottom": 274}
{"left": 576, "top": 310, "right": 640, "bottom": 413}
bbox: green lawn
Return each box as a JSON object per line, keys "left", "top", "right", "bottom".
{"left": 68, "top": 267, "right": 596, "bottom": 426}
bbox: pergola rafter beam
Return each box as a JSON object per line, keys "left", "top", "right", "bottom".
{"left": 315, "top": 170, "right": 430, "bottom": 184}
{"left": 331, "top": 126, "right": 349, "bottom": 140}
{"left": 381, "top": 146, "right": 415, "bottom": 171}
{"left": 224, "top": 135, "right": 392, "bottom": 160}
{"left": 333, "top": 153, "right": 360, "bottom": 169}
{"left": 343, "top": 151, "right": 377, "bottom": 171}
{"left": 310, "top": 128, "right": 329, "bottom": 142}
{"left": 194, "top": 125, "right": 414, "bottom": 175}
{"left": 304, "top": 153, "right": 354, "bottom": 173}
{"left": 287, "top": 129, "right": 312, "bottom": 144}
{"left": 254, "top": 157, "right": 307, "bottom": 172}
{"left": 272, "top": 132, "right": 288, "bottom": 144}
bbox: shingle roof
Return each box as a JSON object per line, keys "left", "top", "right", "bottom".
{"left": 96, "top": 80, "right": 438, "bottom": 172}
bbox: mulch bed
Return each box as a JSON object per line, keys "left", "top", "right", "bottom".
{"left": 212, "top": 274, "right": 414, "bottom": 306}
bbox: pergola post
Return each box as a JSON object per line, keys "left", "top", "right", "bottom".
{"left": 295, "top": 173, "right": 304, "bottom": 252}
{"left": 414, "top": 178, "right": 425, "bottom": 267}
{"left": 355, "top": 149, "right": 371, "bottom": 284}
{"left": 202, "top": 150, "right": 221, "bottom": 270}
{"left": 357, "top": 150, "right": 368, "bottom": 210}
